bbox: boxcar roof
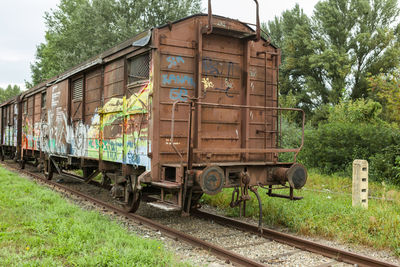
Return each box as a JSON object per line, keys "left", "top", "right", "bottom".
{"left": 21, "top": 13, "right": 273, "bottom": 98}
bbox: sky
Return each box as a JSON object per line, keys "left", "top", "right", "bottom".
{"left": 0, "top": 0, "right": 319, "bottom": 91}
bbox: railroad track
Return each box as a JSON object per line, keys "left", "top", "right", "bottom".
{"left": 2, "top": 160, "right": 398, "bottom": 267}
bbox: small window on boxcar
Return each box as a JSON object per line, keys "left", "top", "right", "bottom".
{"left": 41, "top": 92, "right": 46, "bottom": 108}
{"left": 72, "top": 78, "right": 83, "bottom": 101}
{"left": 128, "top": 52, "right": 150, "bottom": 84}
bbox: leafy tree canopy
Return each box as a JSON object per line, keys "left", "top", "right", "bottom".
{"left": 0, "top": 85, "right": 21, "bottom": 103}
{"left": 368, "top": 68, "right": 400, "bottom": 123}
{"left": 28, "top": 0, "right": 202, "bottom": 87}
{"left": 265, "top": 0, "right": 400, "bottom": 115}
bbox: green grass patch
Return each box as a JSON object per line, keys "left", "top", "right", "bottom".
{"left": 203, "top": 170, "right": 400, "bottom": 256}
{"left": 0, "top": 166, "right": 188, "bottom": 266}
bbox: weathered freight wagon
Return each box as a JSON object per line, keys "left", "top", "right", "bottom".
{"left": 0, "top": 97, "right": 18, "bottom": 161}
{"left": 0, "top": 3, "right": 307, "bottom": 219}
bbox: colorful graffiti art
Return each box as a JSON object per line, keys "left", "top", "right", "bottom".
{"left": 31, "top": 66, "right": 152, "bottom": 170}
{"left": 97, "top": 72, "right": 152, "bottom": 169}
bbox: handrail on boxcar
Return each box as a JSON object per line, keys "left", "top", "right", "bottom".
{"left": 169, "top": 101, "right": 306, "bottom": 166}
{"left": 170, "top": 100, "right": 190, "bottom": 165}
{"left": 207, "top": 0, "right": 261, "bottom": 41}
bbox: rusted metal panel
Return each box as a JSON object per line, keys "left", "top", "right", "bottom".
{"left": 33, "top": 93, "right": 42, "bottom": 150}
{"left": 0, "top": 107, "right": 2, "bottom": 144}
{"left": 2, "top": 102, "right": 19, "bottom": 148}
{"left": 4, "top": 106, "right": 9, "bottom": 146}
{"left": 104, "top": 59, "right": 124, "bottom": 99}
{"left": 84, "top": 68, "right": 102, "bottom": 158}
{"left": 153, "top": 15, "right": 288, "bottom": 172}
{"left": 155, "top": 21, "right": 198, "bottom": 166}
{"left": 71, "top": 76, "right": 84, "bottom": 122}
{"left": 96, "top": 55, "right": 152, "bottom": 167}
{"left": 44, "top": 80, "right": 69, "bottom": 155}
{"left": 197, "top": 33, "right": 243, "bottom": 162}
{"left": 101, "top": 59, "right": 125, "bottom": 163}
{"left": 13, "top": 103, "right": 17, "bottom": 147}
{"left": 21, "top": 96, "right": 35, "bottom": 150}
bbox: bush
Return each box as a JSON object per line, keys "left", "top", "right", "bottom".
{"left": 369, "top": 146, "right": 400, "bottom": 185}
{"left": 300, "top": 122, "right": 400, "bottom": 184}
{"left": 279, "top": 118, "right": 303, "bottom": 162}
{"left": 279, "top": 98, "right": 400, "bottom": 185}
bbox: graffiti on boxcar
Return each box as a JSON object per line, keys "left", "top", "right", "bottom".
{"left": 201, "top": 78, "right": 214, "bottom": 90}
{"left": 39, "top": 122, "right": 49, "bottom": 152}
{"left": 249, "top": 68, "right": 257, "bottom": 78}
{"left": 22, "top": 116, "right": 34, "bottom": 150}
{"left": 87, "top": 67, "right": 153, "bottom": 169}
{"left": 162, "top": 74, "right": 194, "bottom": 102}
{"left": 202, "top": 58, "right": 237, "bottom": 98}
{"left": 4, "top": 126, "right": 16, "bottom": 146}
{"left": 33, "top": 122, "right": 41, "bottom": 150}
{"left": 216, "top": 78, "right": 234, "bottom": 98}
{"left": 162, "top": 74, "right": 194, "bottom": 87}
{"left": 163, "top": 56, "right": 194, "bottom": 102}
{"left": 169, "top": 88, "right": 188, "bottom": 101}
{"left": 202, "top": 58, "right": 236, "bottom": 77}
{"left": 70, "top": 121, "right": 87, "bottom": 157}
{"left": 49, "top": 109, "right": 69, "bottom": 154}
{"left": 29, "top": 65, "right": 153, "bottom": 170}
{"left": 166, "top": 56, "right": 184, "bottom": 68}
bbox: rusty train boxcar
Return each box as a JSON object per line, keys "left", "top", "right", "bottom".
{"left": 0, "top": 97, "right": 18, "bottom": 161}
{"left": 0, "top": 4, "right": 307, "bottom": 218}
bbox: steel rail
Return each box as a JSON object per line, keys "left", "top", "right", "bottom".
{"left": 2, "top": 163, "right": 264, "bottom": 267}
{"left": 192, "top": 209, "right": 399, "bottom": 267}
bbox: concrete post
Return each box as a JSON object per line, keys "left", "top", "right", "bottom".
{"left": 352, "top": 160, "right": 368, "bottom": 209}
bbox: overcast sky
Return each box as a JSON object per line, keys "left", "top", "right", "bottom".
{"left": 0, "top": 0, "right": 319, "bottom": 91}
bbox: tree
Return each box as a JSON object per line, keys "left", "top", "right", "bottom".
{"left": 368, "top": 68, "right": 400, "bottom": 123}
{"left": 264, "top": 5, "right": 323, "bottom": 115}
{"left": 313, "top": 0, "right": 400, "bottom": 100}
{"left": 265, "top": 0, "right": 400, "bottom": 113}
{"left": 0, "top": 85, "right": 21, "bottom": 103}
{"left": 29, "top": 0, "right": 202, "bottom": 87}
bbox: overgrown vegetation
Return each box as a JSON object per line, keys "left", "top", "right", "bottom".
{"left": 261, "top": 0, "right": 400, "bottom": 185}
{"left": 279, "top": 98, "right": 400, "bottom": 185}
{"left": 203, "top": 171, "right": 400, "bottom": 256}
{"left": 0, "top": 166, "right": 188, "bottom": 266}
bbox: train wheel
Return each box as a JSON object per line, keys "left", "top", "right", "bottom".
{"left": 186, "top": 192, "right": 203, "bottom": 212}
{"left": 124, "top": 190, "right": 142, "bottom": 213}
{"left": 44, "top": 160, "right": 53, "bottom": 180}
{"left": 123, "top": 175, "right": 141, "bottom": 213}
{"left": 19, "top": 160, "right": 25, "bottom": 169}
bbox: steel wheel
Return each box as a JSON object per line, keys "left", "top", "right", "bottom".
{"left": 19, "top": 159, "right": 25, "bottom": 169}
{"left": 123, "top": 175, "right": 141, "bottom": 213}
{"left": 124, "top": 190, "right": 142, "bottom": 213}
{"left": 44, "top": 159, "right": 53, "bottom": 180}
{"left": 186, "top": 192, "right": 203, "bottom": 212}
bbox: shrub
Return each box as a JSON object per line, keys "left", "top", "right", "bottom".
{"left": 279, "top": 118, "right": 303, "bottom": 162}
{"left": 280, "top": 98, "right": 400, "bottom": 185}
{"left": 300, "top": 122, "right": 400, "bottom": 184}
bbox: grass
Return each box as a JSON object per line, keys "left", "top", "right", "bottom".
{"left": 202, "top": 169, "right": 400, "bottom": 257}
{"left": 0, "top": 166, "right": 189, "bottom": 266}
